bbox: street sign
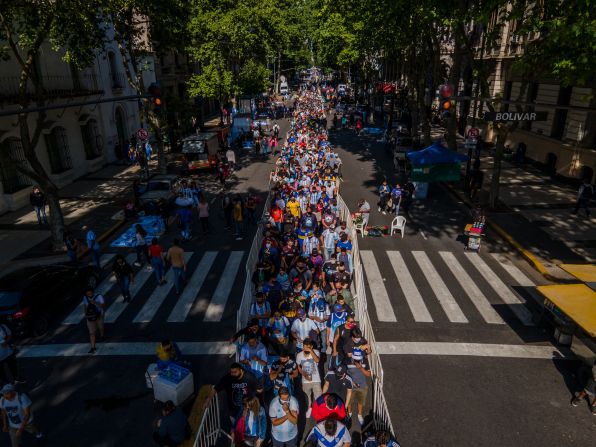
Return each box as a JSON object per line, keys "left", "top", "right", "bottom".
{"left": 483, "top": 111, "right": 548, "bottom": 122}
{"left": 137, "top": 128, "right": 148, "bottom": 140}
{"left": 467, "top": 127, "right": 480, "bottom": 139}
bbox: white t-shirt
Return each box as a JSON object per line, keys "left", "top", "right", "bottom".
{"left": 0, "top": 324, "right": 14, "bottom": 361}
{"left": 296, "top": 349, "right": 321, "bottom": 384}
{"left": 269, "top": 396, "right": 299, "bottom": 442}
{"left": 0, "top": 393, "right": 33, "bottom": 429}
{"left": 291, "top": 318, "right": 319, "bottom": 349}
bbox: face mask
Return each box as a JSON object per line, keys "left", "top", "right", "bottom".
{"left": 266, "top": 243, "right": 271, "bottom": 248}
{"left": 353, "top": 337, "right": 362, "bottom": 343}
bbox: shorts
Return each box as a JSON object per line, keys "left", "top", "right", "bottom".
{"left": 351, "top": 387, "right": 369, "bottom": 406}
{"left": 86, "top": 315, "right": 104, "bottom": 335}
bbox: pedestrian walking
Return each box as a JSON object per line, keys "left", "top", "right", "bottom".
{"left": 572, "top": 178, "right": 593, "bottom": 218}
{"left": 82, "top": 286, "right": 105, "bottom": 354}
{"left": 176, "top": 205, "right": 193, "bottom": 241}
{"left": 133, "top": 224, "right": 149, "bottom": 267}
{"left": 322, "top": 364, "right": 354, "bottom": 405}
{"left": 63, "top": 230, "right": 79, "bottom": 265}
{"left": 232, "top": 196, "right": 244, "bottom": 240}
{"left": 346, "top": 352, "right": 371, "bottom": 426}
{"left": 571, "top": 361, "right": 596, "bottom": 415}
{"left": 235, "top": 396, "right": 267, "bottom": 447}
{"left": 112, "top": 255, "right": 134, "bottom": 303}
{"left": 306, "top": 418, "right": 351, "bottom": 447}
{"left": 148, "top": 238, "right": 167, "bottom": 285}
{"left": 269, "top": 386, "right": 299, "bottom": 447}
{"left": 291, "top": 310, "right": 319, "bottom": 352}
{"left": 311, "top": 393, "right": 347, "bottom": 423}
{"left": 166, "top": 239, "right": 187, "bottom": 295}
{"left": 0, "top": 384, "right": 43, "bottom": 447}
{"left": 0, "top": 324, "right": 23, "bottom": 385}
{"left": 28, "top": 186, "right": 47, "bottom": 226}
{"left": 153, "top": 400, "right": 189, "bottom": 447}
{"left": 83, "top": 225, "right": 101, "bottom": 269}
{"left": 296, "top": 338, "right": 322, "bottom": 418}
{"left": 363, "top": 430, "right": 401, "bottom": 447}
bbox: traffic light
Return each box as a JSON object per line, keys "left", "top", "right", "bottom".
{"left": 438, "top": 84, "right": 454, "bottom": 119}
{"left": 148, "top": 82, "right": 163, "bottom": 114}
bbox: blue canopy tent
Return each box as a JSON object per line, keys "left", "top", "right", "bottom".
{"left": 406, "top": 142, "right": 468, "bottom": 182}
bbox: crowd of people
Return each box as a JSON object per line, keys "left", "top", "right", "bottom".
{"left": 205, "top": 89, "right": 400, "bottom": 447}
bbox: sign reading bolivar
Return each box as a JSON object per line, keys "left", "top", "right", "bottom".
{"left": 484, "top": 111, "right": 548, "bottom": 122}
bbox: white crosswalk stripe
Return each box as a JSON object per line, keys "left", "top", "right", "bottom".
{"left": 439, "top": 251, "right": 505, "bottom": 324}
{"left": 62, "top": 254, "right": 119, "bottom": 325}
{"left": 204, "top": 251, "right": 244, "bottom": 322}
{"left": 412, "top": 251, "right": 468, "bottom": 323}
{"left": 465, "top": 253, "right": 535, "bottom": 326}
{"left": 490, "top": 253, "right": 536, "bottom": 287}
{"left": 387, "top": 251, "right": 433, "bottom": 322}
{"left": 167, "top": 251, "right": 218, "bottom": 322}
{"left": 360, "top": 250, "right": 397, "bottom": 322}
{"left": 104, "top": 254, "right": 153, "bottom": 323}
{"left": 133, "top": 253, "right": 193, "bottom": 323}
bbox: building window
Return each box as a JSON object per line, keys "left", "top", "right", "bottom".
{"left": 522, "top": 82, "right": 539, "bottom": 131}
{"left": 81, "top": 119, "right": 103, "bottom": 160}
{"left": 551, "top": 85, "right": 572, "bottom": 140}
{"left": 502, "top": 81, "right": 512, "bottom": 112}
{"left": 0, "top": 138, "right": 32, "bottom": 193}
{"left": 108, "top": 52, "right": 123, "bottom": 89}
{"left": 45, "top": 126, "right": 72, "bottom": 173}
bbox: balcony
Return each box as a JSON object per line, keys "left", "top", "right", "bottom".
{"left": 0, "top": 73, "right": 103, "bottom": 104}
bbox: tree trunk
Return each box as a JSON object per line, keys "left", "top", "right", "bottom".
{"left": 44, "top": 184, "right": 65, "bottom": 250}
{"left": 447, "top": 30, "right": 462, "bottom": 151}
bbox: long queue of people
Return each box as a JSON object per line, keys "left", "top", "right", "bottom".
{"left": 206, "top": 89, "right": 400, "bottom": 447}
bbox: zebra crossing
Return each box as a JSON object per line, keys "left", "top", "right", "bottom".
{"left": 361, "top": 249, "right": 537, "bottom": 327}
{"left": 62, "top": 251, "right": 245, "bottom": 327}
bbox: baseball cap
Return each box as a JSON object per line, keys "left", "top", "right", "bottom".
{"left": 297, "top": 309, "right": 306, "bottom": 317}
{"left": 1, "top": 384, "right": 15, "bottom": 394}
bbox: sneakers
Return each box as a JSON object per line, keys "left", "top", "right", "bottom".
{"left": 146, "top": 266, "right": 153, "bottom": 272}
{"left": 133, "top": 262, "right": 141, "bottom": 267}
{"left": 571, "top": 396, "right": 581, "bottom": 406}
{"left": 357, "top": 414, "right": 365, "bottom": 425}
{"left": 306, "top": 408, "right": 312, "bottom": 418}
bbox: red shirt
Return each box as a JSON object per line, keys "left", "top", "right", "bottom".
{"left": 148, "top": 244, "right": 163, "bottom": 259}
{"left": 271, "top": 207, "right": 283, "bottom": 222}
{"left": 311, "top": 394, "right": 347, "bottom": 423}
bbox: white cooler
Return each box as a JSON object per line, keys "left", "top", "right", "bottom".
{"left": 145, "top": 363, "right": 159, "bottom": 389}
{"left": 153, "top": 371, "right": 194, "bottom": 405}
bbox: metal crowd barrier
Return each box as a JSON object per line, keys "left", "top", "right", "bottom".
{"left": 192, "top": 394, "right": 231, "bottom": 447}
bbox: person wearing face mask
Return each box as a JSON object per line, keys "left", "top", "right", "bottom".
{"left": 343, "top": 328, "right": 371, "bottom": 364}
{"left": 326, "top": 304, "right": 348, "bottom": 357}
{"left": 363, "top": 430, "right": 402, "bottom": 447}
{"left": 268, "top": 386, "right": 299, "bottom": 447}
{"left": 321, "top": 224, "right": 339, "bottom": 262}
{"left": 346, "top": 345, "right": 372, "bottom": 426}
{"left": 291, "top": 309, "right": 320, "bottom": 352}
{"left": 308, "top": 290, "right": 330, "bottom": 352}
{"left": 267, "top": 312, "right": 291, "bottom": 354}
{"left": 269, "top": 352, "right": 299, "bottom": 396}
{"left": 306, "top": 417, "right": 351, "bottom": 447}
{"left": 279, "top": 293, "right": 303, "bottom": 323}
{"left": 321, "top": 253, "right": 338, "bottom": 293}
{"left": 249, "top": 292, "right": 271, "bottom": 329}
{"left": 206, "top": 363, "right": 261, "bottom": 423}
{"left": 290, "top": 259, "right": 313, "bottom": 290}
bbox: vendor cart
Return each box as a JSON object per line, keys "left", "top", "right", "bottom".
{"left": 464, "top": 222, "right": 484, "bottom": 251}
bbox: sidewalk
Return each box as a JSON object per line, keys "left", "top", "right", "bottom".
{"left": 0, "top": 162, "right": 142, "bottom": 270}
{"left": 450, "top": 134, "right": 595, "bottom": 280}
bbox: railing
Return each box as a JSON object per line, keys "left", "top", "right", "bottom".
{"left": 192, "top": 394, "right": 231, "bottom": 447}
{"left": 0, "top": 74, "right": 103, "bottom": 102}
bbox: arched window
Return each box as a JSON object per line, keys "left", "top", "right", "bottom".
{"left": 45, "top": 126, "right": 72, "bottom": 173}
{"left": 0, "top": 138, "right": 32, "bottom": 193}
{"left": 81, "top": 119, "right": 103, "bottom": 160}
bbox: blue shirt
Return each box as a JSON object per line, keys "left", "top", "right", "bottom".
{"left": 269, "top": 396, "right": 299, "bottom": 442}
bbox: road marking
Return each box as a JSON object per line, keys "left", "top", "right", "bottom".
{"left": 387, "top": 251, "right": 433, "bottom": 322}
{"left": 439, "top": 252, "right": 505, "bottom": 324}
{"left": 203, "top": 251, "right": 244, "bottom": 322}
{"left": 376, "top": 341, "right": 572, "bottom": 360}
{"left": 412, "top": 251, "right": 468, "bottom": 323}
{"left": 490, "top": 253, "right": 536, "bottom": 287}
{"left": 88, "top": 253, "right": 116, "bottom": 269}
{"left": 62, "top": 254, "right": 118, "bottom": 325}
{"left": 17, "top": 341, "right": 235, "bottom": 358}
{"left": 360, "top": 251, "right": 397, "bottom": 322}
{"left": 133, "top": 253, "right": 193, "bottom": 323}
{"left": 168, "top": 251, "right": 218, "bottom": 322}
{"left": 418, "top": 230, "right": 427, "bottom": 240}
{"left": 104, "top": 254, "right": 154, "bottom": 323}
{"left": 466, "top": 253, "right": 534, "bottom": 326}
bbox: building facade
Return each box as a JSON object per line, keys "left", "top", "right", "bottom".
{"left": 0, "top": 36, "right": 148, "bottom": 214}
{"left": 472, "top": 7, "right": 596, "bottom": 182}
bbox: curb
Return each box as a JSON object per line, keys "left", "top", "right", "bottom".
{"left": 442, "top": 182, "right": 557, "bottom": 282}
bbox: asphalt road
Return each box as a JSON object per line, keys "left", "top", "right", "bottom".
{"left": 329, "top": 125, "right": 595, "bottom": 446}
{"left": 3, "top": 118, "right": 290, "bottom": 447}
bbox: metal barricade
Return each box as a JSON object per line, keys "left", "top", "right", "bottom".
{"left": 192, "top": 394, "right": 231, "bottom": 447}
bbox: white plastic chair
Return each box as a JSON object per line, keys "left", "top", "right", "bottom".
{"left": 391, "top": 216, "right": 406, "bottom": 238}
{"left": 354, "top": 221, "right": 366, "bottom": 237}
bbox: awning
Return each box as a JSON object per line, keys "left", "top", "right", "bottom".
{"left": 536, "top": 284, "right": 596, "bottom": 337}
{"left": 559, "top": 264, "right": 596, "bottom": 283}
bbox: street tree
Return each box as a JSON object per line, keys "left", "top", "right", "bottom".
{"left": 0, "top": 1, "right": 106, "bottom": 250}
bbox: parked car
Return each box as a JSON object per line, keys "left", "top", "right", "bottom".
{"left": 0, "top": 264, "right": 99, "bottom": 336}
{"left": 138, "top": 174, "right": 180, "bottom": 212}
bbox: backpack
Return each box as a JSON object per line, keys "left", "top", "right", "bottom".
{"left": 85, "top": 296, "right": 101, "bottom": 322}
